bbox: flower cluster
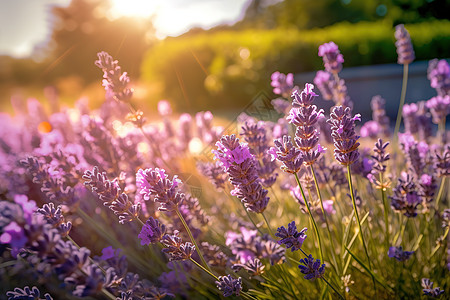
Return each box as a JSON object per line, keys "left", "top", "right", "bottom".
{"left": 136, "top": 168, "right": 184, "bottom": 212}
{"left": 6, "top": 286, "right": 53, "bottom": 300}
{"left": 390, "top": 173, "right": 422, "bottom": 217}
{"left": 271, "top": 71, "right": 295, "bottom": 97}
{"left": 275, "top": 221, "right": 307, "bottom": 252}
{"left": 83, "top": 166, "right": 141, "bottom": 224}
{"left": 161, "top": 230, "right": 196, "bottom": 261}
{"left": 318, "top": 42, "right": 344, "bottom": 74}
{"left": 428, "top": 59, "right": 450, "bottom": 96}
{"left": 138, "top": 217, "right": 167, "bottom": 245}
{"left": 269, "top": 136, "right": 304, "bottom": 174}
{"left": 327, "top": 106, "right": 361, "bottom": 166}
{"left": 215, "top": 275, "right": 242, "bottom": 297}
{"left": 388, "top": 246, "right": 414, "bottom": 262}
{"left": 421, "top": 278, "right": 445, "bottom": 298}
{"left": 95, "top": 51, "right": 133, "bottom": 102}
{"left": 298, "top": 254, "right": 325, "bottom": 280}
{"left": 368, "top": 139, "right": 391, "bottom": 190}
{"left": 394, "top": 24, "right": 415, "bottom": 65}
{"left": 213, "top": 135, "right": 270, "bottom": 213}
{"left": 287, "top": 83, "right": 326, "bottom": 165}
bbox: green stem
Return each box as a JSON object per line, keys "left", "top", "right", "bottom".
{"left": 434, "top": 177, "right": 446, "bottom": 211}
{"left": 190, "top": 257, "right": 218, "bottom": 280}
{"left": 262, "top": 211, "right": 275, "bottom": 237}
{"left": 310, "top": 164, "right": 340, "bottom": 275}
{"left": 176, "top": 208, "right": 212, "bottom": 272}
{"left": 294, "top": 173, "right": 324, "bottom": 263}
{"left": 380, "top": 172, "right": 390, "bottom": 250}
{"left": 346, "top": 166, "right": 371, "bottom": 270}
{"left": 393, "top": 63, "right": 409, "bottom": 143}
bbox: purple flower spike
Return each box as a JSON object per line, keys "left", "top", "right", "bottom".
{"left": 327, "top": 106, "right": 361, "bottom": 166}
{"left": 318, "top": 42, "right": 344, "bottom": 74}
{"left": 428, "top": 59, "right": 450, "bottom": 96}
{"left": 269, "top": 136, "right": 304, "bottom": 174}
{"left": 215, "top": 275, "right": 242, "bottom": 297}
{"left": 395, "top": 24, "right": 415, "bottom": 65}
{"left": 388, "top": 246, "right": 414, "bottom": 262}
{"left": 138, "top": 217, "right": 166, "bottom": 245}
{"left": 6, "top": 286, "right": 53, "bottom": 300}
{"left": 426, "top": 95, "right": 450, "bottom": 124}
{"left": 136, "top": 168, "right": 184, "bottom": 212}
{"left": 213, "top": 135, "right": 270, "bottom": 213}
{"left": 298, "top": 254, "right": 325, "bottom": 280}
{"left": 314, "top": 71, "right": 333, "bottom": 100}
{"left": 271, "top": 71, "right": 294, "bottom": 97}
{"left": 161, "top": 231, "right": 195, "bottom": 261}
{"left": 0, "top": 221, "right": 27, "bottom": 257}
{"left": 421, "top": 278, "right": 445, "bottom": 298}
{"left": 275, "top": 221, "right": 307, "bottom": 252}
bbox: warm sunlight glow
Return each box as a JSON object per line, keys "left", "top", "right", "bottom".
{"left": 110, "top": 0, "right": 159, "bottom": 18}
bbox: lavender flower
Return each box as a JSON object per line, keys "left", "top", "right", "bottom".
{"left": 298, "top": 254, "right": 325, "bottom": 280}
{"left": 360, "top": 121, "right": 381, "bottom": 139}
{"left": 213, "top": 135, "right": 270, "bottom": 213}
{"left": 0, "top": 221, "right": 27, "bottom": 257}
{"left": 161, "top": 231, "right": 195, "bottom": 261}
{"left": 6, "top": 286, "right": 53, "bottom": 300}
{"left": 327, "top": 106, "right": 361, "bottom": 166}
{"left": 421, "top": 278, "right": 445, "bottom": 298}
{"left": 215, "top": 275, "right": 242, "bottom": 297}
{"left": 197, "top": 161, "right": 228, "bottom": 191}
{"left": 287, "top": 83, "right": 326, "bottom": 165}
{"left": 395, "top": 24, "right": 415, "bottom": 65}
{"left": 271, "top": 71, "right": 294, "bottom": 97}
{"left": 275, "top": 221, "right": 307, "bottom": 252}
{"left": 370, "top": 95, "right": 390, "bottom": 137}
{"left": 368, "top": 139, "right": 391, "bottom": 190}
{"left": 138, "top": 217, "right": 166, "bottom": 245}
{"left": 313, "top": 71, "right": 333, "bottom": 100}
{"left": 83, "top": 167, "right": 141, "bottom": 224}
{"left": 232, "top": 258, "right": 265, "bottom": 277}
{"left": 435, "top": 145, "right": 450, "bottom": 177}
{"left": 95, "top": 51, "right": 133, "bottom": 102}
{"left": 426, "top": 95, "right": 450, "bottom": 124}
{"left": 37, "top": 203, "right": 72, "bottom": 237}
{"left": 428, "top": 59, "right": 450, "bottom": 96}
{"left": 136, "top": 168, "right": 184, "bottom": 212}
{"left": 240, "top": 121, "right": 278, "bottom": 187}
{"left": 318, "top": 42, "right": 344, "bottom": 74}
{"left": 201, "top": 242, "right": 228, "bottom": 267}
{"left": 388, "top": 246, "right": 414, "bottom": 262}
{"left": 390, "top": 172, "right": 422, "bottom": 217}
{"left": 268, "top": 136, "right": 304, "bottom": 174}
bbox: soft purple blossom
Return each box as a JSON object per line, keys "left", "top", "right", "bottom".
{"left": 360, "top": 121, "right": 381, "bottom": 139}
{"left": 327, "top": 106, "right": 361, "bottom": 166}
{"left": 394, "top": 24, "right": 415, "bottom": 65}
{"left": 269, "top": 136, "right": 304, "bottom": 174}
{"left": 426, "top": 95, "right": 450, "bottom": 124}
{"left": 388, "top": 246, "right": 414, "bottom": 262}
{"left": 271, "top": 71, "right": 294, "bottom": 96}
{"left": 275, "top": 221, "right": 307, "bottom": 252}
{"left": 318, "top": 42, "right": 344, "bottom": 74}
{"left": 428, "top": 59, "right": 450, "bottom": 96}
{"left": 215, "top": 275, "right": 242, "bottom": 297}
{"left": 136, "top": 168, "right": 184, "bottom": 211}
{"left": 313, "top": 70, "right": 333, "bottom": 100}
{"left": 422, "top": 278, "right": 445, "bottom": 298}
{"left": 298, "top": 254, "right": 325, "bottom": 280}
{"left": 0, "top": 221, "right": 27, "bottom": 256}
{"left": 138, "top": 217, "right": 166, "bottom": 245}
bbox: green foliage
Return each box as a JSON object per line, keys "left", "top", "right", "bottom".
{"left": 141, "top": 19, "right": 450, "bottom": 111}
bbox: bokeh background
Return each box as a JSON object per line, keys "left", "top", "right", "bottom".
{"left": 1, "top": 0, "right": 449, "bottom": 118}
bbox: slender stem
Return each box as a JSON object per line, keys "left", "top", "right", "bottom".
{"left": 393, "top": 63, "right": 409, "bottom": 143}
{"left": 380, "top": 172, "right": 390, "bottom": 250}
{"left": 176, "top": 208, "right": 212, "bottom": 272}
{"left": 346, "top": 166, "right": 371, "bottom": 269}
{"left": 262, "top": 211, "right": 275, "bottom": 237}
{"left": 434, "top": 177, "right": 446, "bottom": 211}
{"left": 310, "top": 164, "right": 340, "bottom": 274}
{"left": 294, "top": 173, "right": 324, "bottom": 263}
{"left": 190, "top": 257, "right": 218, "bottom": 280}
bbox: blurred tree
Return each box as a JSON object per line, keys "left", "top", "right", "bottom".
{"left": 42, "top": 0, "right": 154, "bottom": 84}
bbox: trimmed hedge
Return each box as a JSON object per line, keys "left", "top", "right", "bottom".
{"left": 141, "top": 20, "right": 450, "bottom": 111}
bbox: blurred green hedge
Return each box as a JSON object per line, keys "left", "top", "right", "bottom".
{"left": 141, "top": 20, "right": 450, "bottom": 111}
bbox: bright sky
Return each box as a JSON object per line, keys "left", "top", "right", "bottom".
{"left": 0, "top": 0, "right": 249, "bottom": 58}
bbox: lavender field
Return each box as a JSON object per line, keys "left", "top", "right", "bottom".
{"left": 1, "top": 18, "right": 449, "bottom": 300}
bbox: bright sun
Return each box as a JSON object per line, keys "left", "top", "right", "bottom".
{"left": 110, "top": 0, "right": 160, "bottom": 18}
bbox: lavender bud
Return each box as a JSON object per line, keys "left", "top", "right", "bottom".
{"left": 395, "top": 24, "right": 415, "bottom": 65}
{"left": 275, "top": 221, "right": 307, "bottom": 252}
{"left": 215, "top": 275, "right": 242, "bottom": 297}
{"left": 298, "top": 254, "right": 325, "bottom": 280}
{"left": 318, "top": 42, "right": 344, "bottom": 74}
